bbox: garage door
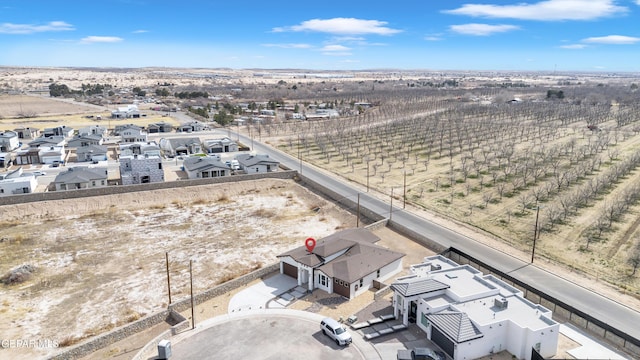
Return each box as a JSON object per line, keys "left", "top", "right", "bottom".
{"left": 431, "top": 326, "right": 455, "bottom": 358}
{"left": 283, "top": 263, "right": 297, "bottom": 279}
{"left": 333, "top": 278, "right": 350, "bottom": 298}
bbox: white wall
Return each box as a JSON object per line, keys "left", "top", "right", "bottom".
{"left": 353, "top": 258, "right": 403, "bottom": 298}
{"left": 0, "top": 176, "right": 36, "bottom": 196}
{"left": 314, "top": 270, "right": 332, "bottom": 293}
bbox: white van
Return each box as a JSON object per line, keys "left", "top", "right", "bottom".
{"left": 320, "top": 317, "right": 352, "bottom": 346}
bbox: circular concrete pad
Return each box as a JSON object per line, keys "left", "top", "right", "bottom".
{"left": 171, "top": 314, "right": 366, "bottom": 360}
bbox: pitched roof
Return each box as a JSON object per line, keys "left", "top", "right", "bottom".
{"left": 183, "top": 156, "right": 229, "bottom": 172}
{"left": 168, "top": 137, "right": 201, "bottom": 148}
{"left": 390, "top": 277, "right": 450, "bottom": 297}
{"left": 53, "top": 167, "right": 108, "bottom": 183}
{"left": 278, "top": 228, "right": 404, "bottom": 281}
{"left": 317, "top": 242, "right": 405, "bottom": 283}
{"left": 76, "top": 144, "right": 108, "bottom": 154}
{"left": 426, "top": 310, "right": 483, "bottom": 343}
{"left": 236, "top": 153, "right": 279, "bottom": 167}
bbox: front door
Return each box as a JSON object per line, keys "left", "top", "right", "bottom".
{"left": 409, "top": 301, "right": 417, "bottom": 323}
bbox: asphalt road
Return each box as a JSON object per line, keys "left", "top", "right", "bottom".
{"left": 170, "top": 315, "right": 364, "bottom": 360}
{"left": 236, "top": 130, "right": 640, "bottom": 346}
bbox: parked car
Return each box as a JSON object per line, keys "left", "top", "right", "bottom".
{"left": 397, "top": 347, "right": 445, "bottom": 360}
{"left": 33, "top": 171, "right": 46, "bottom": 176}
{"left": 320, "top": 317, "right": 352, "bottom": 346}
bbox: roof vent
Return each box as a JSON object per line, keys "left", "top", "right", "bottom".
{"left": 431, "top": 264, "right": 442, "bottom": 271}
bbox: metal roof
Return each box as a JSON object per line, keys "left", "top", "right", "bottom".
{"left": 390, "top": 277, "right": 450, "bottom": 297}
{"left": 426, "top": 310, "right": 484, "bottom": 343}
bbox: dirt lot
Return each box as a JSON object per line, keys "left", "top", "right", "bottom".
{"left": 0, "top": 178, "right": 354, "bottom": 359}
{"left": 0, "top": 95, "right": 180, "bottom": 132}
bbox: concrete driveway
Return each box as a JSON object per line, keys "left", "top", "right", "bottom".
{"left": 169, "top": 310, "right": 375, "bottom": 360}
{"left": 228, "top": 273, "right": 299, "bottom": 313}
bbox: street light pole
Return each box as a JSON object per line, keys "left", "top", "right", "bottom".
{"left": 531, "top": 205, "right": 540, "bottom": 263}
{"left": 190, "top": 259, "right": 195, "bottom": 329}
{"left": 165, "top": 252, "right": 172, "bottom": 305}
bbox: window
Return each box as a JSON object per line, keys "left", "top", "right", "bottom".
{"left": 101, "top": 180, "right": 105, "bottom": 185}
{"left": 344, "top": 282, "right": 349, "bottom": 287}
{"left": 92, "top": 181, "right": 96, "bottom": 186}
{"left": 421, "top": 313, "right": 430, "bottom": 328}
{"left": 158, "top": 163, "right": 162, "bottom": 169}
{"left": 359, "top": 279, "right": 363, "bottom": 287}
{"left": 335, "top": 279, "right": 338, "bottom": 284}
{"left": 376, "top": 269, "right": 380, "bottom": 278}
{"left": 339, "top": 280, "right": 343, "bottom": 286}
{"left": 320, "top": 274, "right": 326, "bottom": 286}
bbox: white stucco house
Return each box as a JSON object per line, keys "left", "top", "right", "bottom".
{"left": 53, "top": 167, "right": 108, "bottom": 191}
{"left": 0, "top": 131, "right": 20, "bottom": 152}
{"left": 277, "top": 228, "right": 404, "bottom": 299}
{"left": 235, "top": 153, "right": 279, "bottom": 173}
{"left": 391, "top": 255, "right": 559, "bottom": 360}
{"left": 182, "top": 156, "right": 230, "bottom": 179}
{"left": 0, "top": 168, "right": 37, "bottom": 196}
{"left": 119, "top": 141, "right": 161, "bottom": 157}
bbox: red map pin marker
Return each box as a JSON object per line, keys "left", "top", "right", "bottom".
{"left": 305, "top": 237, "right": 316, "bottom": 253}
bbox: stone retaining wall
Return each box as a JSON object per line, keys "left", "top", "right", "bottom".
{"left": 168, "top": 263, "right": 279, "bottom": 313}
{"left": 50, "top": 263, "right": 279, "bottom": 360}
{"left": 49, "top": 310, "right": 171, "bottom": 360}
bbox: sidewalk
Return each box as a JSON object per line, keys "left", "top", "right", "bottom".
{"left": 560, "top": 324, "right": 631, "bottom": 360}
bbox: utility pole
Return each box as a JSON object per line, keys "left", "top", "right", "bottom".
{"left": 165, "top": 252, "right": 172, "bottom": 305}
{"left": 389, "top": 188, "right": 394, "bottom": 221}
{"left": 356, "top": 193, "right": 360, "bottom": 228}
{"left": 366, "top": 162, "right": 370, "bottom": 192}
{"left": 531, "top": 206, "right": 540, "bottom": 263}
{"left": 298, "top": 135, "right": 302, "bottom": 174}
{"left": 190, "top": 260, "right": 195, "bottom": 329}
{"left": 403, "top": 171, "right": 407, "bottom": 209}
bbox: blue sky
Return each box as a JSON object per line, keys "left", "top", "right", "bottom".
{"left": 1, "top": 0, "right": 639, "bottom": 71}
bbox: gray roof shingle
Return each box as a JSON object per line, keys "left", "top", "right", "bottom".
{"left": 277, "top": 228, "right": 404, "bottom": 282}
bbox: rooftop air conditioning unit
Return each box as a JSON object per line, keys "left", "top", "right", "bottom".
{"left": 494, "top": 297, "right": 508, "bottom": 310}
{"left": 431, "top": 264, "right": 442, "bottom": 271}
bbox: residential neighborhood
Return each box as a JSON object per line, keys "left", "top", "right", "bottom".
{"left": 0, "top": 119, "right": 280, "bottom": 195}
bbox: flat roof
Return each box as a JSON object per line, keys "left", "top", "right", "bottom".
{"left": 456, "top": 294, "right": 555, "bottom": 330}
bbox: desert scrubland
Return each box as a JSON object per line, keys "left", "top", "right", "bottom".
{"left": 2, "top": 66, "right": 640, "bottom": 356}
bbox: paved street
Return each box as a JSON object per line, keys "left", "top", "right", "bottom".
{"left": 236, "top": 131, "right": 640, "bottom": 345}
{"left": 170, "top": 312, "right": 369, "bottom": 360}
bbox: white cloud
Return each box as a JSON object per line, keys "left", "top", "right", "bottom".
{"left": 132, "top": 30, "right": 148, "bottom": 34}
{"left": 450, "top": 23, "right": 519, "bottom": 36}
{"left": 80, "top": 36, "right": 123, "bottom": 44}
{"left": 321, "top": 45, "right": 351, "bottom": 51}
{"left": 272, "top": 18, "right": 401, "bottom": 35}
{"left": 424, "top": 33, "right": 444, "bottom": 41}
{"left": 261, "top": 43, "right": 312, "bottom": 49}
{"left": 582, "top": 35, "right": 640, "bottom": 44}
{"left": 560, "top": 44, "right": 588, "bottom": 49}
{"left": 0, "top": 21, "right": 74, "bottom": 34}
{"left": 444, "top": 0, "right": 627, "bottom": 21}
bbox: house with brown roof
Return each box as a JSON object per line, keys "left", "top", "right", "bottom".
{"left": 277, "top": 228, "right": 404, "bottom": 299}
